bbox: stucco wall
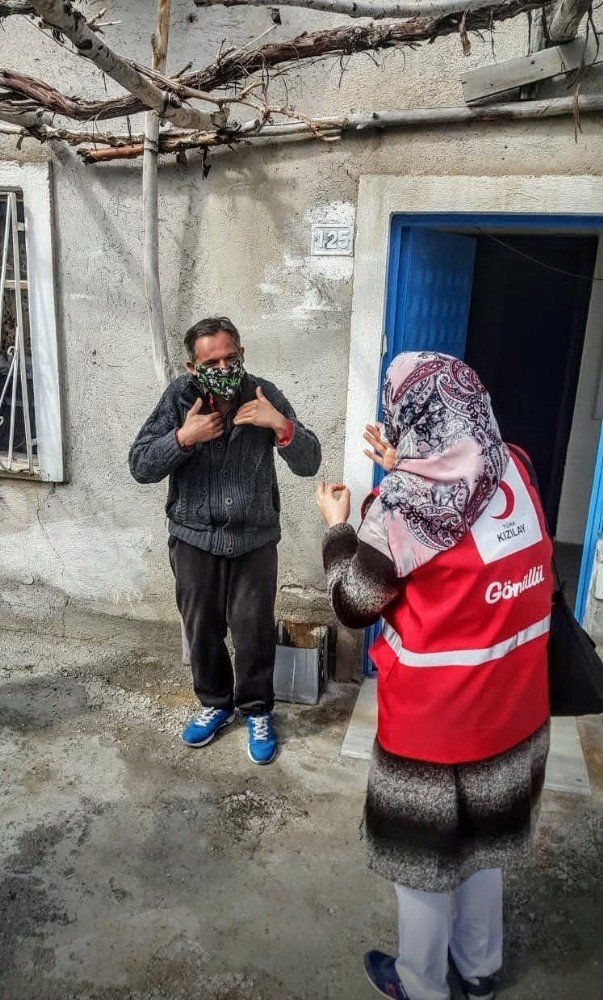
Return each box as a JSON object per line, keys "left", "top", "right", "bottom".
{"left": 1, "top": 2, "right": 602, "bottom": 672}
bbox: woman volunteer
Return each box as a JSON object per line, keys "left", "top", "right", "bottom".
{"left": 316, "top": 352, "right": 552, "bottom": 1000}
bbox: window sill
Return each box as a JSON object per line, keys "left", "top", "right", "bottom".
{"left": 0, "top": 455, "right": 41, "bottom": 480}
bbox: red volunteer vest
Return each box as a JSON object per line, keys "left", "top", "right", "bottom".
{"left": 370, "top": 454, "right": 552, "bottom": 765}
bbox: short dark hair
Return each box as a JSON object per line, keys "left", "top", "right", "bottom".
{"left": 184, "top": 316, "right": 241, "bottom": 360}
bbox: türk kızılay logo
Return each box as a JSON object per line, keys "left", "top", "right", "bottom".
{"left": 492, "top": 481, "right": 515, "bottom": 521}
{"left": 471, "top": 457, "right": 542, "bottom": 565}
{"left": 485, "top": 565, "right": 545, "bottom": 604}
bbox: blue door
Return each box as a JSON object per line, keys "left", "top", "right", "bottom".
{"left": 363, "top": 224, "right": 477, "bottom": 674}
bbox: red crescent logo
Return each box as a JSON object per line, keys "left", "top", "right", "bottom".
{"left": 492, "top": 481, "right": 515, "bottom": 520}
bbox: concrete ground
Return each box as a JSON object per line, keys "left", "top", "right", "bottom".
{"left": 1, "top": 632, "right": 602, "bottom": 1000}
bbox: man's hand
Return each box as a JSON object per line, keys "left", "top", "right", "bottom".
{"left": 234, "top": 386, "right": 288, "bottom": 437}
{"left": 363, "top": 423, "right": 397, "bottom": 473}
{"left": 177, "top": 398, "right": 223, "bottom": 448}
{"left": 316, "top": 482, "right": 351, "bottom": 528}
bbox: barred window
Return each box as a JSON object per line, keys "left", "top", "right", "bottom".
{"left": 0, "top": 192, "right": 36, "bottom": 474}
{"left": 0, "top": 166, "right": 63, "bottom": 482}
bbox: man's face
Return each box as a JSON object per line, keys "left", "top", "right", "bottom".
{"left": 186, "top": 331, "right": 244, "bottom": 374}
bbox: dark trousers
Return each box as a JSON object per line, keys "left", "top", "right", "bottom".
{"left": 169, "top": 537, "right": 277, "bottom": 716}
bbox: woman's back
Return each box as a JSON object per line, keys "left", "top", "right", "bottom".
{"left": 370, "top": 452, "right": 552, "bottom": 764}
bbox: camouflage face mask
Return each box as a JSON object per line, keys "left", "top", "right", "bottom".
{"left": 194, "top": 356, "right": 244, "bottom": 400}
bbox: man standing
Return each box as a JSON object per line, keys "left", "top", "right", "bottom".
{"left": 129, "top": 317, "right": 321, "bottom": 764}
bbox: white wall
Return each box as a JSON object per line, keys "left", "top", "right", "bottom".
{"left": 557, "top": 239, "right": 603, "bottom": 545}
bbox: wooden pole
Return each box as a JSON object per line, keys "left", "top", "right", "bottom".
{"left": 142, "top": 0, "right": 171, "bottom": 391}
{"left": 142, "top": 1, "right": 190, "bottom": 667}
{"left": 548, "top": 0, "right": 592, "bottom": 43}
{"left": 143, "top": 0, "right": 171, "bottom": 392}
{"left": 521, "top": 0, "right": 590, "bottom": 99}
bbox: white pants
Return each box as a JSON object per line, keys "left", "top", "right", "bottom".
{"left": 394, "top": 869, "right": 503, "bottom": 1000}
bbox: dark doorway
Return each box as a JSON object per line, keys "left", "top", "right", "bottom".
{"left": 464, "top": 233, "right": 598, "bottom": 536}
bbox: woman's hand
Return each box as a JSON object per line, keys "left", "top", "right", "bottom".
{"left": 316, "top": 482, "right": 351, "bottom": 527}
{"left": 363, "top": 423, "right": 397, "bottom": 473}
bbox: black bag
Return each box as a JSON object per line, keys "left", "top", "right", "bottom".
{"left": 508, "top": 444, "right": 603, "bottom": 717}
{"left": 548, "top": 583, "right": 603, "bottom": 716}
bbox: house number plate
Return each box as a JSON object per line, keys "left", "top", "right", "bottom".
{"left": 311, "top": 223, "right": 354, "bottom": 256}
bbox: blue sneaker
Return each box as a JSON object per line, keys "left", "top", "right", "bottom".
{"left": 181, "top": 707, "right": 235, "bottom": 747}
{"left": 364, "top": 952, "right": 411, "bottom": 999}
{"left": 449, "top": 954, "right": 495, "bottom": 1000}
{"left": 247, "top": 713, "right": 277, "bottom": 764}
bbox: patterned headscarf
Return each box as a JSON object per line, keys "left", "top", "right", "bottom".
{"left": 370, "top": 352, "right": 508, "bottom": 577}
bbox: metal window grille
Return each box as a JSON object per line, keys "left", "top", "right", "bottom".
{"left": 0, "top": 191, "right": 37, "bottom": 476}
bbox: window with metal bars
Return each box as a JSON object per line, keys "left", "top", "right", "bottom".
{"left": 0, "top": 167, "right": 63, "bottom": 484}
{"left": 0, "top": 191, "right": 37, "bottom": 475}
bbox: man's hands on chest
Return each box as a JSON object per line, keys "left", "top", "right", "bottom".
{"left": 176, "top": 398, "right": 224, "bottom": 449}
{"left": 234, "top": 386, "right": 288, "bottom": 438}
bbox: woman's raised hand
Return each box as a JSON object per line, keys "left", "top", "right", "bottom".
{"left": 363, "top": 423, "right": 397, "bottom": 473}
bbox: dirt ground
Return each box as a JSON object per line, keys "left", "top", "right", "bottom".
{"left": 1, "top": 631, "right": 602, "bottom": 1000}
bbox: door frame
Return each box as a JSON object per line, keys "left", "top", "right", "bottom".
{"left": 343, "top": 176, "right": 603, "bottom": 666}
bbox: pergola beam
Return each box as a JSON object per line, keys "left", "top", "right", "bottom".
{"left": 78, "top": 93, "right": 603, "bottom": 163}
{"left": 195, "top": 0, "right": 523, "bottom": 18}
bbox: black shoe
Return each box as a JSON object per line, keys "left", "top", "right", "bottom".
{"left": 449, "top": 953, "right": 495, "bottom": 1000}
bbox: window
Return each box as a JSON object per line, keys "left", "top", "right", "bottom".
{"left": 0, "top": 192, "right": 35, "bottom": 473}
{"left": 0, "top": 165, "right": 63, "bottom": 481}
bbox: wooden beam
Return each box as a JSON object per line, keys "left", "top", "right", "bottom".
{"left": 80, "top": 94, "right": 603, "bottom": 164}
{"left": 462, "top": 31, "right": 602, "bottom": 103}
{"left": 0, "top": 105, "right": 52, "bottom": 134}
{"left": 28, "top": 0, "right": 213, "bottom": 130}
{"left": 549, "top": 0, "right": 592, "bottom": 44}
{"left": 0, "top": 2, "right": 34, "bottom": 14}
{"left": 0, "top": 114, "right": 145, "bottom": 145}
{"left": 195, "top": 0, "right": 529, "bottom": 18}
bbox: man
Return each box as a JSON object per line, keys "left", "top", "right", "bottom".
{"left": 129, "top": 317, "right": 321, "bottom": 764}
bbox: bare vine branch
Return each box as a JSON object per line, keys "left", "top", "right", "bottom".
{"left": 185, "top": 0, "right": 557, "bottom": 91}
{"left": 0, "top": 0, "right": 557, "bottom": 128}
{"left": 28, "top": 0, "right": 215, "bottom": 129}
{"left": 0, "top": 69, "right": 139, "bottom": 122}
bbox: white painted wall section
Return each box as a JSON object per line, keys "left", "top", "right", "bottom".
{"left": 556, "top": 238, "right": 603, "bottom": 545}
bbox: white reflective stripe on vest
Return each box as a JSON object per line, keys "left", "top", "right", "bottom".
{"left": 381, "top": 615, "right": 551, "bottom": 669}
